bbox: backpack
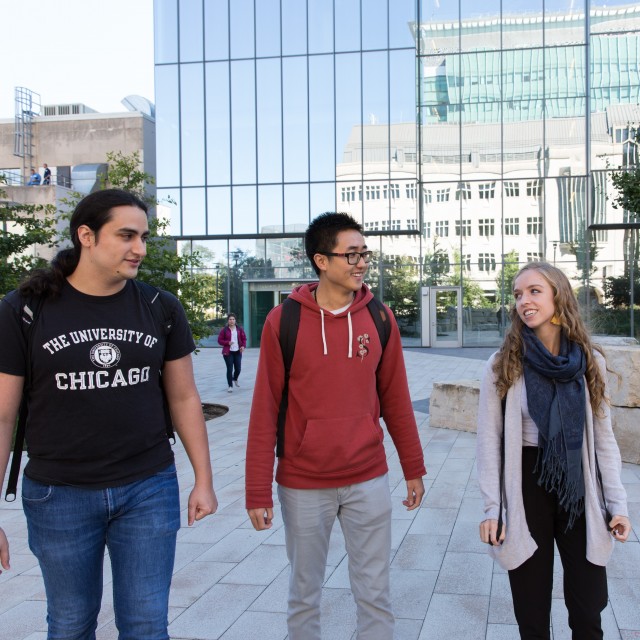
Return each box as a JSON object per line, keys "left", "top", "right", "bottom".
{"left": 4, "top": 280, "right": 175, "bottom": 502}
{"left": 276, "top": 295, "right": 391, "bottom": 458}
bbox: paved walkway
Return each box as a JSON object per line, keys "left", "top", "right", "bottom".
{"left": 1, "top": 347, "right": 639, "bottom": 640}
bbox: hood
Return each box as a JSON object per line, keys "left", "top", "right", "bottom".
{"left": 287, "top": 283, "right": 374, "bottom": 357}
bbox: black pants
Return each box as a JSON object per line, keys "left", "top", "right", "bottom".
{"left": 223, "top": 352, "right": 242, "bottom": 387}
{"left": 508, "top": 447, "right": 608, "bottom": 640}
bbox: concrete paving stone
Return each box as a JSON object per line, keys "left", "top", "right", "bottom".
{"left": 393, "top": 617, "right": 423, "bottom": 640}
{"left": 621, "top": 465, "right": 640, "bottom": 484}
{"left": 447, "top": 519, "right": 490, "bottom": 554}
{"left": 170, "top": 561, "right": 236, "bottom": 608}
{"left": 178, "top": 514, "right": 248, "bottom": 545}
{"left": 391, "top": 534, "right": 449, "bottom": 572}
{"left": 0, "top": 575, "right": 45, "bottom": 615}
{"left": 424, "top": 483, "right": 466, "bottom": 509}
{"left": 21, "top": 634, "right": 47, "bottom": 640}
{"left": 419, "top": 593, "right": 489, "bottom": 640}
{"left": 248, "top": 568, "right": 289, "bottom": 613}
{"left": 407, "top": 508, "right": 458, "bottom": 535}
{"left": 173, "top": 542, "right": 219, "bottom": 572}
{"left": 218, "top": 611, "right": 288, "bottom": 640}
{"left": 390, "top": 568, "right": 438, "bottom": 619}
{"left": 218, "top": 543, "right": 289, "bottom": 586}
{"left": 624, "top": 484, "right": 640, "bottom": 501}
{"left": 168, "top": 583, "right": 265, "bottom": 640}
{"left": 607, "top": 541, "right": 640, "bottom": 579}
{"left": 457, "top": 496, "right": 484, "bottom": 523}
{"left": 391, "top": 518, "right": 414, "bottom": 553}
{"left": 621, "top": 631, "right": 640, "bottom": 640}
{"left": 197, "top": 527, "right": 278, "bottom": 563}
{"left": 324, "top": 554, "right": 351, "bottom": 589}
{"left": 487, "top": 572, "right": 517, "bottom": 625}
{"left": 0, "top": 600, "right": 47, "bottom": 639}
{"left": 609, "top": 578, "right": 640, "bottom": 630}
{"left": 485, "top": 624, "right": 520, "bottom": 640}
{"left": 434, "top": 551, "right": 493, "bottom": 596}
{"left": 0, "top": 551, "right": 39, "bottom": 584}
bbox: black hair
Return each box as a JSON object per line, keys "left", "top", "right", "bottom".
{"left": 20, "top": 189, "right": 148, "bottom": 298}
{"left": 304, "top": 212, "right": 363, "bottom": 276}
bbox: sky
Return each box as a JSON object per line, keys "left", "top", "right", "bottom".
{"left": 0, "top": 0, "right": 154, "bottom": 119}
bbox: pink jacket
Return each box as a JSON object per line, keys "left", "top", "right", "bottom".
{"left": 217, "top": 325, "right": 247, "bottom": 355}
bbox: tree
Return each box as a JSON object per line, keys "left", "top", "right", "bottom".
{"left": 494, "top": 250, "right": 520, "bottom": 306}
{"left": 59, "top": 152, "right": 216, "bottom": 342}
{"left": 449, "top": 251, "right": 492, "bottom": 309}
{"left": 422, "top": 237, "right": 450, "bottom": 286}
{"left": 0, "top": 179, "right": 58, "bottom": 297}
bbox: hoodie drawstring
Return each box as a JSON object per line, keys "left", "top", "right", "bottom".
{"left": 320, "top": 308, "right": 328, "bottom": 355}
{"left": 347, "top": 311, "right": 353, "bottom": 358}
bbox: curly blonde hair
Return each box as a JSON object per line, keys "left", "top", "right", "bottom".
{"left": 493, "top": 262, "right": 606, "bottom": 414}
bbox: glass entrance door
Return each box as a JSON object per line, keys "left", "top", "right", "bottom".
{"left": 430, "top": 287, "right": 462, "bottom": 347}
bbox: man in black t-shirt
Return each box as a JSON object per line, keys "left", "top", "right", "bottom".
{"left": 0, "top": 189, "right": 218, "bottom": 639}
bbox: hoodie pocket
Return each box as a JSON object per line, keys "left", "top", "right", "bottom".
{"left": 292, "top": 413, "right": 383, "bottom": 475}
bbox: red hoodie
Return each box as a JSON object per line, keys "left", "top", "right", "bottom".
{"left": 245, "top": 283, "right": 426, "bottom": 509}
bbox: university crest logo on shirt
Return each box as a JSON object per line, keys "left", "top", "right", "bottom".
{"left": 89, "top": 342, "right": 122, "bottom": 369}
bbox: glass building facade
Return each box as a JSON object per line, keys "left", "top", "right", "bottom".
{"left": 154, "top": 0, "right": 640, "bottom": 347}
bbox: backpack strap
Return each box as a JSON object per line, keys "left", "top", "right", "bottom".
{"left": 5, "top": 295, "right": 44, "bottom": 502}
{"left": 135, "top": 280, "right": 176, "bottom": 443}
{"left": 276, "top": 297, "right": 301, "bottom": 457}
{"left": 366, "top": 297, "right": 390, "bottom": 352}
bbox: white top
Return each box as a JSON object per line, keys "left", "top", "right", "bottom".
{"left": 229, "top": 328, "right": 239, "bottom": 351}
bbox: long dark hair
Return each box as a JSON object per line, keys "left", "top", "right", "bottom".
{"left": 20, "top": 189, "right": 148, "bottom": 298}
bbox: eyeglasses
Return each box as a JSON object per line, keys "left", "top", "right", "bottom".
{"left": 320, "top": 251, "right": 373, "bottom": 265}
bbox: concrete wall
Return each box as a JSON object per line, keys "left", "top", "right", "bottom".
{"left": 0, "top": 112, "right": 155, "bottom": 183}
{"left": 429, "top": 344, "right": 640, "bottom": 464}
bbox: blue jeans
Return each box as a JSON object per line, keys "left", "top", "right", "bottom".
{"left": 223, "top": 351, "right": 242, "bottom": 387}
{"left": 22, "top": 464, "right": 180, "bottom": 640}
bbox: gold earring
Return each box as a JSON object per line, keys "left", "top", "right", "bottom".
{"left": 550, "top": 314, "right": 561, "bottom": 326}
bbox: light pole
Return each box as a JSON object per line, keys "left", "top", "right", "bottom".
{"left": 552, "top": 241, "right": 558, "bottom": 266}
{"left": 215, "top": 265, "right": 220, "bottom": 319}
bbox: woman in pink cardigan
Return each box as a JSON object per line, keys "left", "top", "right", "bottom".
{"left": 217, "top": 313, "right": 247, "bottom": 392}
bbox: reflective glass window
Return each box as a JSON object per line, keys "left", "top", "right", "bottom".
{"left": 284, "top": 183, "right": 310, "bottom": 228}
{"left": 258, "top": 185, "right": 284, "bottom": 233}
{"left": 157, "top": 188, "right": 181, "bottom": 236}
{"left": 180, "top": 63, "right": 205, "bottom": 186}
{"left": 308, "top": 0, "right": 333, "bottom": 54}
{"left": 205, "top": 62, "right": 231, "bottom": 185}
{"left": 204, "top": 0, "right": 228, "bottom": 60}
{"left": 233, "top": 186, "right": 258, "bottom": 234}
{"left": 283, "top": 57, "right": 309, "bottom": 182}
{"left": 309, "top": 55, "right": 335, "bottom": 182}
{"left": 179, "top": 0, "right": 203, "bottom": 62}
{"left": 390, "top": 0, "right": 417, "bottom": 49}
{"left": 362, "top": 0, "right": 388, "bottom": 51}
{"left": 256, "top": 0, "right": 281, "bottom": 57}
{"left": 207, "top": 186, "right": 232, "bottom": 235}
{"left": 230, "top": 0, "right": 255, "bottom": 58}
{"left": 155, "top": 0, "right": 178, "bottom": 64}
{"left": 257, "top": 58, "right": 283, "bottom": 184}
{"left": 335, "top": 0, "right": 360, "bottom": 52}
{"left": 311, "top": 182, "right": 338, "bottom": 220}
{"left": 282, "top": 0, "right": 307, "bottom": 56}
{"left": 155, "top": 65, "right": 181, "bottom": 187}
{"left": 181, "top": 187, "right": 207, "bottom": 235}
{"left": 363, "top": 51, "right": 389, "bottom": 174}
{"left": 335, "top": 53, "right": 362, "bottom": 168}
{"left": 231, "top": 60, "right": 257, "bottom": 184}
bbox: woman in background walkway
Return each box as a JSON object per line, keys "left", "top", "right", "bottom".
{"left": 218, "top": 313, "right": 246, "bottom": 393}
{"left": 477, "top": 261, "right": 631, "bottom": 639}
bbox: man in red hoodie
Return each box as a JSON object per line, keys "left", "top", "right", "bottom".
{"left": 245, "top": 212, "right": 426, "bottom": 639}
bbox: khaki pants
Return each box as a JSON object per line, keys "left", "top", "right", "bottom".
{"left": 278, "top": 474, "right": 394, "bottom": 640}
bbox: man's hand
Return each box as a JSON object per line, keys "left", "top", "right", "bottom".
{"left": 247, "top": 507, "right": 274, "bottom": 531}
{"left": 402, "top": 477, "right": 425, "bottom": 510}
{"left": 0, "top": 527, "right": 10, "bottom": 574}
{"left": 187, "top": 484, "right": 218, "bottom": 526}
{"left": 479, "top": 518, "right": 506, "bottom": 546}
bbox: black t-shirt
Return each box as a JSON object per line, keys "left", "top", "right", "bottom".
{"left": 0, "top": 280, "right": 196, "bottom": 488}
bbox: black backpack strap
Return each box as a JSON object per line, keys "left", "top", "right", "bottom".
{"left": 366, "top": 297, "right": 390, "bottom": 352}
{"left": 6, "top": 295, "right": 44, "bottom": 502}
{"left": 135, "top": 280, "right": 176, "bottom": 443}
{"left": 277, "top": 297, "right": 301, "bottom": 458}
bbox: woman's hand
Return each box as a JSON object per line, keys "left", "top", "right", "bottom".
{"left": 480, "top": 518, "right": 505, "bottom": 546}
{"left": 609, "top": 515, "right": 632, "bottom": 542}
